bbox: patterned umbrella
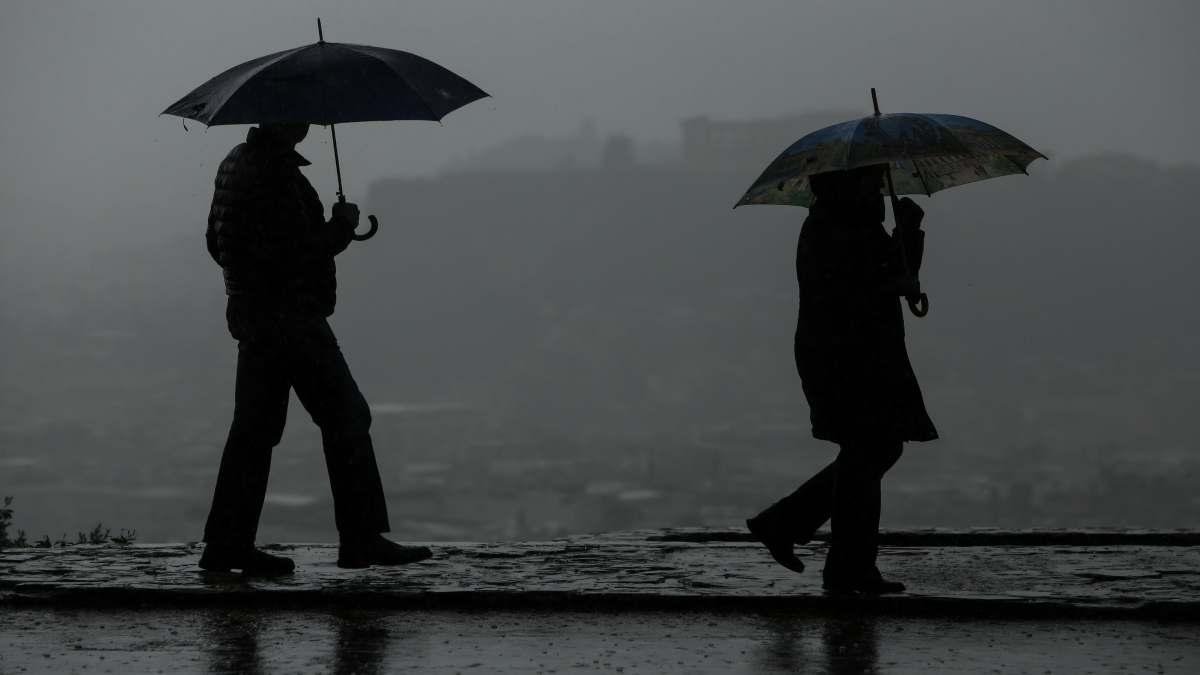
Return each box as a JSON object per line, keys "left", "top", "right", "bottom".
{"left": 736, "top": 89, "right": 1045, "bottom": 317}
{"left": 736, "top": 90, "right": 1045, "bottom": 208}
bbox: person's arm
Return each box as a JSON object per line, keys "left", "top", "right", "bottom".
{"left": 287, "top": 176, "right": 357, "bottom": 261}
{"left": 321, "top": 201, "right": 358, "bottom": 256}
{"left": 879, "top": 197, "right": 925, "bottom": 297}
{"left": 205, "top": 217, "right": 222, "bottom": 265}
{"left": 233, "top": 171, "right": 354, "bottom": 268}
{"left": 893, "top": 197, "right": 925, "bottom": 274}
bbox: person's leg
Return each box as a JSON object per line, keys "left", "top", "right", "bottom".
{"left": 288, "top": 319, "right": 390, "bottom": 537}
{"left": 203, "top": 339, "right": 290, "bottom": 546}
{"left": 290, "top": 319, "right": 431, "bottom": 568}
{"left": 870, "top": 440, "right": 904, "bottom": 479}
{"left": 826, "top": 441, "right": 873, "bottom": 577}
{"left": 825, "top": 439, "right": 904, "bottom": 592}
{"left": 749, "top": 459, "right": 837, "bottom": 543}
{"left": 201, "top": 339, "right": 296, "bottom": 575}
{"left": 746, "top": 458, "right": 837, "bottom": 573}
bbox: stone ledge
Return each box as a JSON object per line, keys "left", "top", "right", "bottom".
{"left": 651, "top": 528, "right": 1200, "bottom": 546}
{"left": 3, "top": 530, "right": 1199, "bottom": 620}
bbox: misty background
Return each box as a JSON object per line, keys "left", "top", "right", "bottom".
{"left": 2, "top": 1, "right": 1198, "bottom": 543}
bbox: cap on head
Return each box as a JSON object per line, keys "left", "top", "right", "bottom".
{"left": 260, "top": 122, "right": 310, "bottom": 145}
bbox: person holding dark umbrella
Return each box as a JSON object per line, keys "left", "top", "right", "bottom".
{"left": 164, "top": 23, "right": 487, "bottom": 575}
{"left": 197, "top": 121, "right": 424, "bottom": 574}
{"left": 738, "top": 90, "right": 1044, "bottom": 593}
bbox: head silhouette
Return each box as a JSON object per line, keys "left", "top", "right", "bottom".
{"left": 809, "top": 165, "right": 886, "bottom": 219}
{"left": 259, "top": 123, "right": 310, "bottom": 146}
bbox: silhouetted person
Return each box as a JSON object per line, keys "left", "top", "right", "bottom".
{"left": 199, "top": 123, "right": 431, "bottom": 575}
{"left": 747, "top": 164, "right": 936, "bottom": 594}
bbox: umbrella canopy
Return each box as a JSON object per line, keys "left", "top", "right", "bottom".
{"left": 162, "top": 40, "right": 488, "bottom": 126}
{"left": 735, "top": 110, "right": 1045, "bottom": 208}
{"left": 736, "top": 90, "right": 1047, "bottom": 318}
{"left": 162, "top": 23, "right": 488, "bottom": 242}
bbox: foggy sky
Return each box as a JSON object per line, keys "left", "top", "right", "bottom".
{"left": 1, "top": 1, "right": 1198, "bottom": 254}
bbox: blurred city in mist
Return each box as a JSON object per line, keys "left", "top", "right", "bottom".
{"left": 2, "top": 2, "right": 1198, "bottom": 542}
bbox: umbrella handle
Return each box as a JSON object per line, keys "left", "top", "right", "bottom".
{"left": 352, "top": 214, "right": 379, "bottom": 242}
{"left": 331, "top": 122, "right": 378, "bottom": 240}
{"left": 906, "top": 293, "right": 929, "bottom": 317}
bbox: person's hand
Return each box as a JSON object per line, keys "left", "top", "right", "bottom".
{"left": 895, "top": 197, "right": 924, "bottom": 231}
{"left": 331, "top": 201, "right": 360, "bottom": 231}
{"left": 895, "top": 275, "right": 922, "bottom": 298}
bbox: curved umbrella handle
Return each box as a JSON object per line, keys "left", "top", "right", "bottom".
{"left": 352, "top": 214, "right": 379, "bottom": 242}
{"left": 907, "top": 292, "right": 929, "bottom": 317}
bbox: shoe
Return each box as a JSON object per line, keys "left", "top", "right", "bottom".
{"left": 199, "top": 543, "right": 295, "bottom": 576}
{"left": 746, "top": 518, "right": 805, "bottom": 574}
{"left": 338, "top": 533, "right": 433, "bottom": 569}
{"left": 822, "top": 567, "right": 905, "bottom": 595}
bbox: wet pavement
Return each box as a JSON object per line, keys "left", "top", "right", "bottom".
{"left": 2, "top": 529, "right": 1199, "bottom": 672}
{"left": 3, "top": 529, "right": 1200, "bottom": 617}
{"left": 3, "top": 607, "right": 1199, "bottom": 674}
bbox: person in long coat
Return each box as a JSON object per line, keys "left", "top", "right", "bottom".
{"left": 747, "top": 164, "right": 937, "bottom": 594}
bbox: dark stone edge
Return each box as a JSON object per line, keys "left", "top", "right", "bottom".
{"left": 3, "top": 530, "right": 1198, "bottom": 552}
{"left": 649, "top": 530, "right": 1200, "bottom": 547}
{"left": 4, "top": 589, "right": 1198, "bottom": 622}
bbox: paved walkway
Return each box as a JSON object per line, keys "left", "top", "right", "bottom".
{"left": 3, "top": 529, "right": 1199, "bottom": 618}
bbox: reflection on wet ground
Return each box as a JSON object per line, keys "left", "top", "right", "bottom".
{"left": 204, "top": 610, "right": 264, "bottom": 675}
{"left": 754, "top": 613, "right": 882, "bottom": 674}
{"left": 4, "top": 608, "right": 1199, "bottom": 674}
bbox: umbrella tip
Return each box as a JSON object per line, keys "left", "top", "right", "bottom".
{"left": 871, "top": 87, "right": 881, "bottom": 116}
{"left": 317, "top": 17, "right": 324, "bottom": 43}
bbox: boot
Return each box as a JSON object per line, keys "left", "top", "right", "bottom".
{"left": 746, "top": 517, "right": 806, "bottom": 574}
{"left": 199, "top": 542, "right": 295, "bottom": 576}
{"left": 338, "top": 533, "right": 433, "bottom": 569}
{"left": 822, "top": 566, "right": 905, "bottom": 595}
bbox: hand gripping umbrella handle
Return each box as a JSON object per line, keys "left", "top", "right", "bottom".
{"left": 329, "top": 121, "right": 378, "bottom": 242}
{"left": 884, "top": 163, "right": 930, "bottom": 319}
{"left": 352, "top": 214, "right": 379, "bottom": 241}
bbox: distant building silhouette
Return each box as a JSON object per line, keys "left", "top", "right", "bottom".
{"left": 680, "top": 111, "right": 861, "bottom": 170}
{"left": 602, "top": 133, "right": 636, "bottom": 169}
{"left": 444, "top": 119, "right": 604, "bottom": 172}
{"left": 443, "top": 111, "right": 871, "bottom": 175}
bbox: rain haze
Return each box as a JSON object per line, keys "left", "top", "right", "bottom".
{"left": 2, "top": 0, "right": 1198, "bottom": 543}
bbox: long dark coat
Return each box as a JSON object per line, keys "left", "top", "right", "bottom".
{"left": 794, "top": 202, "right": 938, "bottom": 444}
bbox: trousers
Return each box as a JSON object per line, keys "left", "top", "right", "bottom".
{"left": 752, "top": 440, "right": 903, "bottom": 574}
{"left": 203, "top": 317, "right": 390, "bottom": 544}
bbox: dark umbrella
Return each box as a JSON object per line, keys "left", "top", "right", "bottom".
{"left": 736, "top": 88, "right": 1046, "bottom": 316}
{"left": 162, "top": 19, "right": 488, "bottom": 241}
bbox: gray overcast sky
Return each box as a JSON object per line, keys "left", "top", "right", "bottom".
{"left": 0, "top": 0, "right": 1197, "bottom": 249}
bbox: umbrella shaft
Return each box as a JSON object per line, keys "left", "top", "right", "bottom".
{"left": 330, "top": 123, "right": 345, "bottom": 203}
